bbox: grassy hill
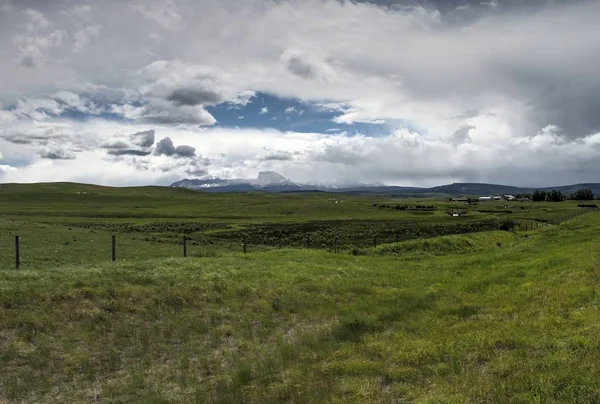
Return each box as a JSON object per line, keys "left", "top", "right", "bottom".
{"left": 0, "top": 182, "right": 591, "bottom": 269}
{"left": 1, "top": 183, "right": 599, "bottom": 402}
{"left": 1, "top": 213, "right": 600, "bottom": 402}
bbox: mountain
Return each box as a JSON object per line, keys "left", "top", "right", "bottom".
{"left": 170, "top": 174, "right": 600, "bottom": 197}
{"left": 428, "top": 183, "right": 600, "bottom": 197}
{"left": 171, "top": 171, "right": 304, "bottom": 192}
{"left": 428, "top": 183, "right": 528, "bottom": 196}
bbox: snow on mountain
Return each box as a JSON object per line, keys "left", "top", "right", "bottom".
{"left": 171, "top": 171, "right": 304, "bottom": 191}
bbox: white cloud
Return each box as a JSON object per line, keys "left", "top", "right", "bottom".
{"left": 259, "top": 107, "right": 268, "bottom": 115}
{"left": 285, "top": 106, "right": 304, "bottom": 115}
{"left": 0, "top": 164, "right": 16, "bottom": 174}
{"left": 13, "top": 8, "right": 66, "bottom": 68}
{"left": 1, "top": 0, "right": 600, "bottom": 186}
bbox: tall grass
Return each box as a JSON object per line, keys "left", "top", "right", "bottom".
{"left": 2, "top": 213, "right": 600, "bottom": 402}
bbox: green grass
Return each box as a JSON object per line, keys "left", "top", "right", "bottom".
{"left": 0, "top": 182, "right": 591, "bottom": 267}
{"left": 2, "top": 210, "right": 600, "bottom": 402}
{"left": 373, "top": 230, "right": 520, "bottom": 256}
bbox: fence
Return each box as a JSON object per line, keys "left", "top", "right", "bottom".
{"left": 5, "top": 208, "right": 595, "bottom": 269}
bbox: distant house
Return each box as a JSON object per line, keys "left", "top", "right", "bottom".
{"left": 479, "top": 196, "right": 492, "bottom": 201}
{"left": 503, "top": 195, "right": 516, "bottom": 201}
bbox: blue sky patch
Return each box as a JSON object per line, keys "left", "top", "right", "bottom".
{"left": 207, "top": 92, "right": 391, "bottom": 136}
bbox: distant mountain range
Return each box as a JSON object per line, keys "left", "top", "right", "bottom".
{"left": 170, "top": 172, "right": 600, "bottom": 197}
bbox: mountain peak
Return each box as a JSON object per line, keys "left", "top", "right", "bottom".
{"left": 256, "top": 171, "right": 293, "bottom": 186}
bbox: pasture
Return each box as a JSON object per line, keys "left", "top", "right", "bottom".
{"left": 1, "top": 183, "right": 599, "bottom": 402}
{"left": 0, "top": 182, "right": 588, "bottom": 268}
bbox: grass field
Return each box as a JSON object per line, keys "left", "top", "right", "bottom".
{"left": 1, "top": 183, "right": 600, "bottom": 402}
{"left": 0, "top": 182, "right": 592, "bottom": 268}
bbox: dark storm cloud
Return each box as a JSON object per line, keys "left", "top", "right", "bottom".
{"left": 531, "top": 91, "right": 600, "bottom": 138}
{"left": 262, "top": 151, "right": 294, "bottom": 161}
{"left": 107, "top": 149, "right": 152, "bottom": 157}
{"left": 131, "top": 130, "right": 155, "bottom": 148}
{"left": 40, "top": 148, "right": 76, "bottom": 160}
{"left": 155, "top": 137, "right": 175, "bottom": 156}
{"left": 166, "top": 88, "right": 223, "bottom": 106}
{"left": 174, "top": 145, "right": 196, "bottom": 157}
{"left": 155, "top": 137, "right": 196, "bottom": 158}
{"left": 285, "top": 57, "right": 317, "bottom": 80}
{"left": 21, "top": 55, "right": 36, "bottom": 68}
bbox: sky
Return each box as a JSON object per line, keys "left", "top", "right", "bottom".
{"left": 0, "top": 0, "right": 599, "bottom": 187}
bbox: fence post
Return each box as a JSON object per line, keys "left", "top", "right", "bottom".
{"left": 15, "top": 236, "right": 20, "bottom": 269}
{"left": 279, "top": 238, "right": 282, "bottom": 249}
{"left": 306, "top": 236, "right": 310, "bottom": 249}
{"left": 112, "top": 235, "right": 116, "bottom": 262}
{"left": 243, "top": 237, "right": 247, "bottom": 254}
{"left": 183, "top": 236, "right": 187, "bottom": 258}
{"left": 373, "top": 236, "right": 377, "bottom": 249}
{"left": 335, "top": 238, "right": 339, "bottom": 254}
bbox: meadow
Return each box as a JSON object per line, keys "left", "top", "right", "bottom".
{"left": 1, "top": 183, "right": 600, "bottom": 403}
{"left": 0, "top": 182, "right": 589, "bottom": 268}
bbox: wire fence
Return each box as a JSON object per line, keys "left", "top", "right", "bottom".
{"left": 5, "top": 208, "right": 595, "bottom": 270}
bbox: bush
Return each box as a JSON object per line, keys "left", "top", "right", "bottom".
{"left": 498, "top": 220, "right": 515, "bottom": 231}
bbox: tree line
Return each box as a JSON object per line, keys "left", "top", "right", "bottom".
{"left": 516, "top": 188, "right": 597, "bottom": 202}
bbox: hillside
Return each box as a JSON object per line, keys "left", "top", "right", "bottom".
{"left": 168, "top": 174, "right": 600, "bottom": 197}
{"left": 2, "top": 213, "right": 600, "bottom": 402}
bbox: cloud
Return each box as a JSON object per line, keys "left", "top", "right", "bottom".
{"left": 285, "top": 56, "right": 317, "bottom": 80}
{"left": 100, "top": 130, "right": 155, "bottom": 156}
{"left": 154, "top": 136, "right": 175, "bottom": 156}
{"left": 285, "top": 106, "right": 304, "bottom": 115}
{"left": 132, "top": 130, "right": 155, "bottom": 148}
{"left": 185, "top": 167, "right": 208, "bottom": 177}
{"left": 40, "top": 147, "right": 76, "bottom": 160}
{"left": 0, "top": 164, "right": 16, "bottom": 175}
{"left": 154, "top": 136, "right": 196, "bottom": 157}
{"left": 1, "top": 0, "right": 600, "bottom": 186}
{"left": 174, "top": 145, "right": 196, "bottom": 157}
{"left": 450, "top": 125, "right": 474, "bottom": 146}
{"left": 259, "top": 107, "right": 268, "bottom": 115}
{"left": 166, "top": 88, "right": 224, "bottom": 106}
{"left": 14, "top": 8, "right": 65, "bottom": 68}
{"left": 138, "top": 99, "right": 217, "bottom": 125}
{"left": 21, "top": 55, "right": 36, "bottom": 68}
{"left": 107, "top": 149, "right": 152, "bottom": 157}
{"left": 73, "top": 25, "right": 101, "bottom": 52}
{"left": 135, "top": 0, "right": 184, "bottom": 31}
{"left": 226, "top": 90, "right": 256, "bottom": 108}
{"left": 262, "top": 151, "right": 294, "bottom": 161}
{"left": 281, "top": 48, "right": 337, "bottom": 82}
